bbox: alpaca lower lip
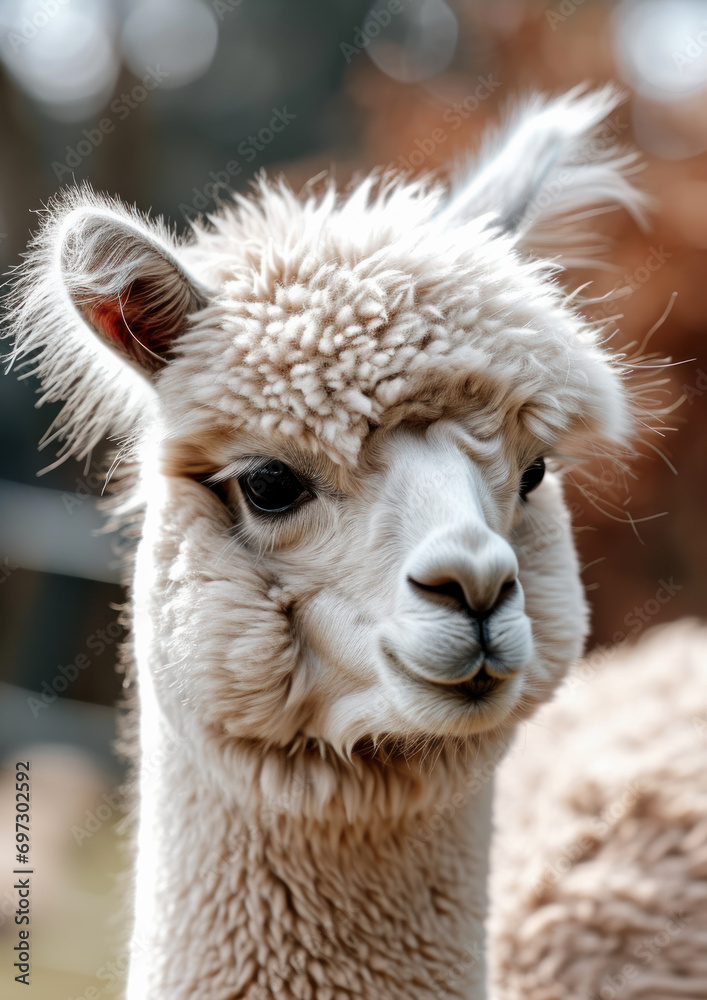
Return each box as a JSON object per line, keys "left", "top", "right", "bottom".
{"left": 380, "top": 643, "right": 504, "bottom": 700}
{"left": 448, "top": 668, "right": 504, "bottom": 700}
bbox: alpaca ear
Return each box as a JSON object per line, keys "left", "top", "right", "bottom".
{"left": 59, "top": 207, "right": 206, "bottom": 372}
{"left": 441, "top": 86, "right": 650, "bottom": 266}
{"left": 7, "top": 189, "right": 207, "bottom": 464}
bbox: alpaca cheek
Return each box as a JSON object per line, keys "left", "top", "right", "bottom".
{"left": 514, "top": 480, "right": 588, "bottom": 683}
{"left": 293, "top": 588, "right": 380, "bottom": 684}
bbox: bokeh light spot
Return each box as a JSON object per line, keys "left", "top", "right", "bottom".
{"left": 0, "top": 0, "right": 119, "bottom": 122}
{"left": 121, "top": 0, "right": 219, "bottom": 90}
{"left": 365, "top": 0, "right": 458, "bottom": 84}
{"left": 613, "top": 0, "right": 707, "bottom": 101}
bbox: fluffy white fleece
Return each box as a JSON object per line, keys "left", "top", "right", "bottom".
{"left": 8, "top": 88, "right": 646, "bottom": 470}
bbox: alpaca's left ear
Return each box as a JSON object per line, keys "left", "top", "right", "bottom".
{"left": 441, "top": 86, "right": 649, "bottom": 265}
{"left": 58, "top": 206, "right": 207, "bottom": 373}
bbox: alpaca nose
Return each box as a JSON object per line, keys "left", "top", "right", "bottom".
{"left": 410, "top": 576, "right": 517, "bottom": 623}
{"left": 408, "top": 576, "right": 518, "bottom": 648}
{"left": 406, "top": 527, "right": 519, "bottom": 641}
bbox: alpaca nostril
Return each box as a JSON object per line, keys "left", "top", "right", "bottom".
{"left": 408, "top": 575, "right": 517, "bottom": 620}
{"left": 496, "top": 577, "right": 517, "bottom": 605}
{"left": 471, "top": 577, "right": 518, "bottom": 620}
{"left": 408, "top": 577, "right": 469, "bottom": 612}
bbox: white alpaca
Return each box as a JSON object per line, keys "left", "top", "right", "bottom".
{"left": 9, "top": 87, "right": 701, "bottom": 1000}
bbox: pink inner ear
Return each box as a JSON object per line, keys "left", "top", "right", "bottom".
{"left": 62, "top": 212, "right": 206, "bottom": 375}
{"left": 90, "top": 299, "right": 134, "bottom": 352}
{"left": 86, "top": 283, "right": 169, "bottom": 371}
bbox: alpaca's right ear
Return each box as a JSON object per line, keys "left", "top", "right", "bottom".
{"left": 7, "top": 189, "right": 207, "bottom": 463}
{"left": 440, "top": 86, "right": 650, "bottom": 267}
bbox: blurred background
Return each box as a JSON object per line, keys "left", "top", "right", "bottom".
{"left": 0, "top": 0, "right": 705, "bottom": 995}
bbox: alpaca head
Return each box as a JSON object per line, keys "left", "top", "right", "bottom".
{"left": 11, "top": 88, "right": 647, "bottom": 799}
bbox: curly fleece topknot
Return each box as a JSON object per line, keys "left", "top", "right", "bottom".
{"left": 8, "top": 86, "right": 647, "bottom": 468}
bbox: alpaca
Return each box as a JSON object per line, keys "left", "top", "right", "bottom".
{"left": 7, "top": 87, "right": 676, "bottom": 999}
{"left": 489, "top": 619, "right": 707, "bottom": 1000}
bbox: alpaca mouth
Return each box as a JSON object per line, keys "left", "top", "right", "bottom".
{"left": 381, "top": 642, "right": 507, "bottom": 704}
{"left": 449, "top": 667, "right": 504, "bottom": 701}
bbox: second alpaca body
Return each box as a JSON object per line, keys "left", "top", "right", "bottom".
{"left": 11, "top": 88, "right": 666, "bottom": 998}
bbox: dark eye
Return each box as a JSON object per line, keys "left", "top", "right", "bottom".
{"left": 519, "top": 457, "right": 545, "bottom": 501}
{"left": 240, "top": 459, "right": 309, "bottom": 513}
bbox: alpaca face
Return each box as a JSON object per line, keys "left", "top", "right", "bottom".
{"left": 176, "top": 420, "right": 584, "bottom": 752}
{"left": 146, "top": 217, "right": 620, "bottom": 757}
{"left": 145, "top": 372, "right": 588, "bottom": 758}
{"left": 11, "top": 88, "right": 646, "bottom": 768}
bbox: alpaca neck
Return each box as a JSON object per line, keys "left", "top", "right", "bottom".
{"left": 126, "top": 714, "right": 495, "bottom": 1000}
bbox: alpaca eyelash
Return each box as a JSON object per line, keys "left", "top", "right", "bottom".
{"left": 213, "top": 456, "right": 344, "bottom": 501}
{"left": 196, "top": 457, "right": 327, "bottom": 526}
{"left": 207, "top": 456, "right": 268, "bottom": 486}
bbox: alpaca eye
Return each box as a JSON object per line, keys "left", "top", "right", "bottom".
{"left": 519, "top": 457, "right": 545, "bottom": 500}
{"left": 240, "top": 460, "right": 309, "bottom": 513}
